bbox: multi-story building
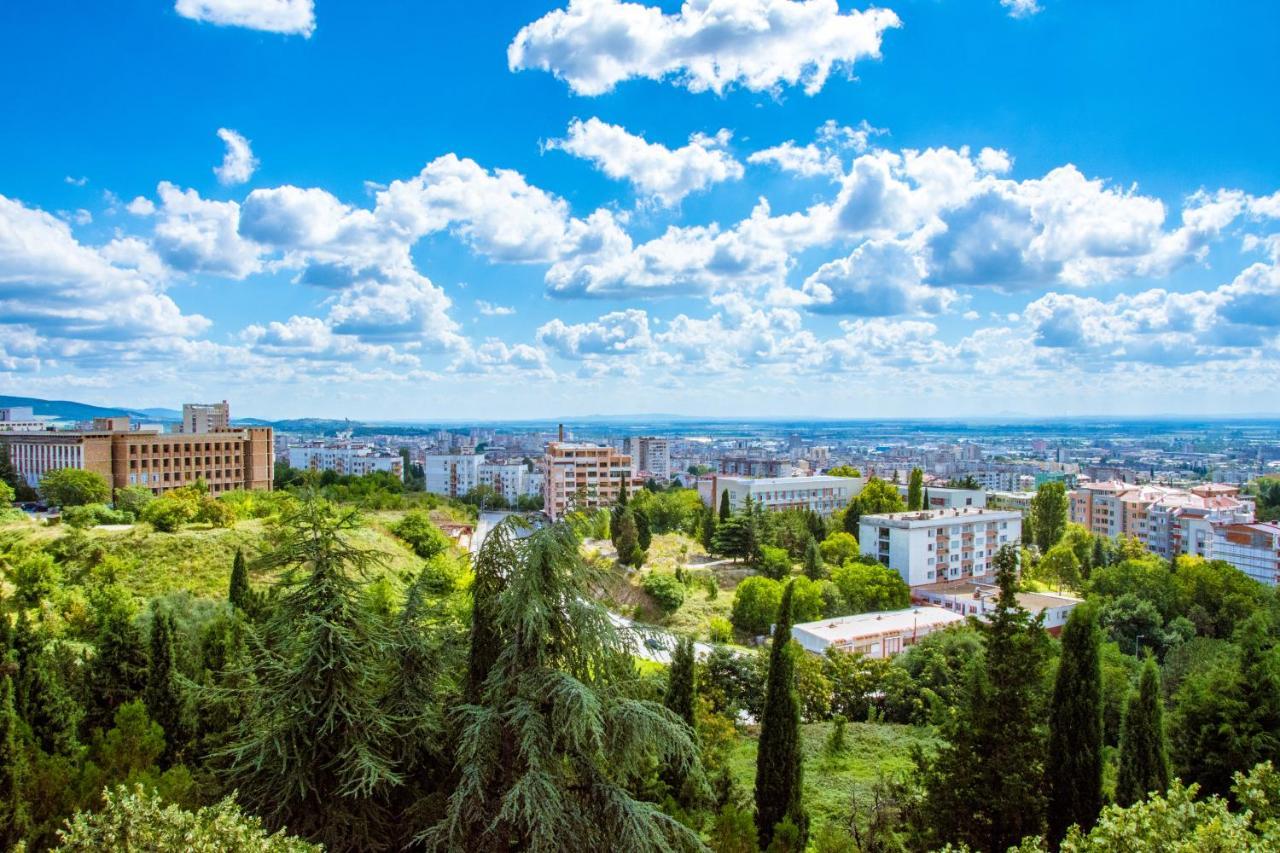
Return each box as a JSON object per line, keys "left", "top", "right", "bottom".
{"left": 859, "top": 507, "right": 1022, "bottom": 587}
{"left": 698, "top": 474, "right": 864, "bottom": 517}
{"left": 625, "top": 436, "right": 672, "bottom": 481}
{"left": 288, "top": 443, "right": 404, "bottom": 480}
{"left": 718, "top": 456, "right": 787, "bottom": 477}
{"left": 1212, "top": 522, "right": 1280, "bottom": 586}
{"left": 0, "top": 407, "right": 48, "bottom": 432}
{"left": 425, "top": 453, "right": 484, "bottom": 498}
{"left": 476, "top": 461, "right": 534, "bottom": 505}
{"left": 898, "top": 484, "right": 986, "bottom": 509}
{"left": 181, "top": 401, "right": 230, "bottom": 434}
{"left": 1070, "top": 480, "right": 1254, "bottom": 557}
{"left": 0, "top": 415, "right": 273, "bottom": 496}
{"left": 542, "top": 442, "right": 633, "bottom": 521}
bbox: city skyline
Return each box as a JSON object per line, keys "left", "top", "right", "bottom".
{"left": 2, "top": 0, "right": 1279, "bottom": 419}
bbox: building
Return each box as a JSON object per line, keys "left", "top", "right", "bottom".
{"left": 859, "top": 507, "right": 1023, "bottom": 588}
{"left": 425, "top": 453, "right": 484, "bottom": 498}
{"left": 698, "top": 474, "right": 864, "bottom": 517}
{"left": 625, "top": 436, "right": 672, "bottom": 481}
{"left": 0, "top": 416, "right": 273, "bottom": 495}
{"left": 288, "top": 443, "right": 404, "bottom": 480}
{"left": 898, "top": 484, "right": 986, "bottom": 509}
{"left": 1212, "top": 523, "right": 1280, "bottom": 586}
{"left": 718, "top": 456, "right": 787, "bottom": 477}
{"left": 911, "top": 578, "right": 1082, "bottom": 634}
{"left": 987, "top": 490, "right": 1036, "bottom": 512}
{"left": 1070, "top": 480, "right": 1254, "bottom": 560}
{"left": 792, "top": 607, "right": 965, "bottom": 658}
{"left": 181, "top": 401, "right": 230, "bottom": 434}
{"left": 542, "top": 441, "right": 633, "bottom": 521}
{"left": 477, "top": 461, "right": 538, "bottom": 504}
{"left": 0, "top": 407, "right": 48, "bottom": 432}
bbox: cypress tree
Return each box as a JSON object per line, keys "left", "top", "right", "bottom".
{"left": 0, "top": 673, "right": 30, "bottom": 849}
{"left": 10, "top": 610, "right": 36, "bottom": 719}
{"left": 907, "top": 468, "right": 924, "bottom": 511}
{"left": 921, "top": 487, "right": 930, "bottom": 510}
{"left": 1046, "top": 604, "right": 1104, "bottom": 843}
{"left": 618, "top": 478, "right": 628, "bottom": 506}
{"left": 719, "top": 489, "right": 731, "bottom": 523}
{"left": 1115, "top": 657, "right": 1170, "bottom": 806}
{"left": 0, "top": 601, "right": 11, "bottom": 656}
{"left": 634, "top": 507, "right": 652, "bottom": 552}
{"left": 700, "top": 506, "right": 717, "bottom": 552}
{"left": 755, "top": 580, "right": 807, "bottom": 850}
{"left": 665, "top": 636, "right": 696, "bottom": 727}
{"left": 802, "top": 536, "right": 824, "bottom": 580}
{"left": 24, "top": 648, "right": 81, "bottom": 755}
{"left": 615, "top": 507, "right": 641, "bottom": 567}
{"left": 145, "top": 605, "right": 186, "bottom": 765}
{"left": 842, "top": 500, "right": 860, "bottom": 537}
{"left": 229, "top": 547, "right": 253, "bottom": 614}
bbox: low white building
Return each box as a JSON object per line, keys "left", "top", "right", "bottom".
{"left": 698, "top": 474, "right": 864, "bottom": 517}
{"left": 912, "top": 579, "right": 1082, "bottom": 634}
{"left": 793, "top": 607, "right": 965, "bottom": 658}
{"left": 860, "top": 507, "right": 1022, "bottom": 588}
{"left": 288, "top": 443, "right": 404, "bottom": 480}
{"left": 897, "top": 484, "right": 986, "bottom": 509}
{"left": 0, "top": 407, "right": 49, "bottom": 432}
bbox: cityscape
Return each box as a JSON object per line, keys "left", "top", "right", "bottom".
{"left": 3, "top": 0, "right": 1280, "bottom": 851}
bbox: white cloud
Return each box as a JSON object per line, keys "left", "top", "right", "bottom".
{"left": 450, "top": 340, "right": 552, "bottom": 376}
{"left": 214, "top": 128, "right": 259, "bottom": 185}
{"left": 152, "top": 182, "right": 264, "bottom": 278}
{"left": 476, "top": 300, "right": 516, "bottom": 316}
{"left": 799, "top": 240, "right": 958, "bottom": 316}
{"left": 1001, "top": 0, "right": 1041, "bottom": 19}
{"left": 748, "top": 120, "right": 883, "bottom": 179}
{"left": 537, "top": 309, "right": 655, "bottom": 358}
{"left": 509, "top": 0, "right": 901, "bottom": 96}
{"left": 174, "top": 0, "right": 315, "bottom": 36}
{"left": 127, "top": 196, "right": 157, "bottom": 216}
{"left": 64, "top": 176, "right": 88, "bottom": 187}
{"left": 548, "top": 118, "right": 743, "bottom": 206}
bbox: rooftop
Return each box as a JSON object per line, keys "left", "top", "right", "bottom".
{"left": 862, "top": 506, "right": 1021, "bottom": 525}
{"left": 793, "top": 606, "right": 964, "bottom": 641}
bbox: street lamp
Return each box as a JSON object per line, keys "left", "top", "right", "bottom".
{"left": 1134, "top": 633, "right": 1144, "bottom": 657}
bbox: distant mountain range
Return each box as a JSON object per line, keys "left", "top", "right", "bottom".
{"left": 0, "top": 395, "right": 178, "bottom": 423}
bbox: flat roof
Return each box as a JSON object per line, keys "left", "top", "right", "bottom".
{"left": 717, "top": 474, "right": 862, "bottom": 488}
{"left": 914, "top": 578, "right": 1083, "bottom": 610}
{"left": 861, "top": 506, "right": 1021, "bottom": 526}
{"left": 793, "top": 606, "right": 964, "bottom": 641}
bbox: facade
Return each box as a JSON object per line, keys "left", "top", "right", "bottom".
{"left": 987, "top": 490, "right": 1035, "bottom": 512}
{"left": 476, "top": 461, "right": 537, "bottom": 504}
{"left": 1211, "top": 523, "right": 1280, "bottom": 586}
{"left": 792, "top": 607, "right": 964, "bottom": 658}
{"left": 911, "top": 578, "right": 1082, "bottom": 634}
{"left": 718, "top": 456, "right": 786, "bottom": 477}
{"left": 425, "top": 453, "right": 484, "bottom": 498}
{"left": 625, "top": 436, "right": 672, "bottom": 481}
{"left": 698, "top": 474, "right": 864, "bottom": 517}
{"left": 542, "top": 442, "right": 633, "bottom": 521}
{"left": 181, "top": 401, "right": 230, "bottom": 434}
{"left": 1, "top": 417, "right": 273, "bottom": 495}
{"left": 0, "top": 407, "right": 47, "bottom": 432}
{"left": 898, "top": 484, "right": 986, "bottom": 509}
{"left": 288, "top": 443, "right": 404, "bottom": 480}
{"left": 859, "top": 507, "right": 1022, "bottom": 587}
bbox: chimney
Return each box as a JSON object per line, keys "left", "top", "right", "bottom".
{"left": 558, "top": 423, "right": 565, "bottom": 442}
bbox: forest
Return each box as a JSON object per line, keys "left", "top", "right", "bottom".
{"left": 1, "top": 460, "right": 1279, "bottom": 851}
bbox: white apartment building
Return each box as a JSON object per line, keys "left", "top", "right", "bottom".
{"left": 542, "top": 442, "right": 633, "bottom": 521}
{"left": 289, "top": 444, "right": 404, "bottom": 480}
{"left": 698, "top": 474, "right": 864, "bottom": 518}
{"left": 477, "top": 461, "right": 538, "bottom": 504}
{"left": 897, "top": 484, "right": 986, "bottom": 509}
{"left": 625, "top": 436, "right": 672, "bottom": 481}
{"left": 425, "top": 453, "right": 484, "bottom": 498}
{"left": 0, "top": 407, "right": 48, "bottom": 432}
{"left": 792, "top": 607, "right": 964, "bottom": 658}
{"left": 860, "top": 507, "right": 1022, "bottom": 587}
{"left": 1212, "top": 523, "right": 1280, "bottom": 586}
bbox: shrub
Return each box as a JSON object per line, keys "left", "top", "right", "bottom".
{"left": 757, "top": 544, "right": 792, "bottom": 580}
{"left": 732, "top": 576, "right": 782, "bottom": 636}
{"left": 643, "top": 571, "right": 686, "bottom": 613}
{"left": 392, "top": 510, "right": 451, "bottom": 560}
{"left": 62, "top": 503, "right": 132, "bottom": 529}
{"left": 708, "top": 616, "right": 733, "bottom": 643}
{"left": 113, "top": 485, "right": 155, "bottom": 516}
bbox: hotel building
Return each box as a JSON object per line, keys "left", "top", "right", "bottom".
{"left": 859, "top": 507, "right": 1022, "bottom": 587}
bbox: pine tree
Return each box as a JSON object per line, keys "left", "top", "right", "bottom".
{"left": 614, "top": 506, "right": 641, "bottom": 566}
{"left": 24, "top": 647, "right": 82, "bottom": 755}
{"left": 1046, "top": 604, "right": 1104, "bottom": 843}
{"left": 921, "top": 487, "right": 930, "bottom": 510}
{"left": 467, "top": 516, "right": 517, "bottom": 704}
{"left": 720, "top": 489, "right": 732, "bottom": 523}
{"left": 802, "top": 536, "right": 824, "bottom": 580}
{"left": 0, "top": 673, "right": 30, "bottom": 849}
{"left": 701, "top": 505, "right": 717, "bottom": 552}
{"left": 217, "top": 498, "right": 400, "bottom": 851}
{"left": 145, "top": 605, "right": 186, "bottom": 766}
{"left": 755, "top": 580, "right": 807, "bottom": 850}
{"left": 229, "top": 547, "right": 254, "bottom": 615}
{"left": 907, "top": 468, "right": 923, "bottom": 511}
{"left": 1115, "top": 657, "right": 1170, "bottom": 807}
{"left": 922, "top": 545, "right": 1048, "bottom": 851}
{"left": 842, "top": 501, "right": 860, "bottom": 537}
{"left": 87, "top": 598, "right": 149, "bottom": 734}
{"left": 634, "top": 507, "right": 652, "bottom": 552}
{"left": 665, "top": 636, "right": 696, "bottom": 727}
{"left": 427, "top": 521, "right": 701, "bottom": 852}
{"left": 618, "top": 478, "right": 629, "bottom": 506}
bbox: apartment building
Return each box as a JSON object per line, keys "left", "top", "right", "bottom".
{"left": 476, "top": 461, "right": 540, "bottom": 504}
{"left": 181, "top": 401, "right": 230, "bottom": 434}
{"left": 542, "top": 442, "right": 633, "bottom": 521}
{"left": 289, "top": 443, "right": 404, "bottom": 480}
{"left": 1070, "top": 480, "right": 1254, "bottom": 556}
{"left": 718, "top": 456, "right": 787, "bottom": 477}
{"left": 859, "top": 507, "right": 1022, "bottom": 587}
{"left": 897, "top": 484, "right": 986, "bottom": 509}
{"left": 625, "top": 436, "right": 672, "bottom": 481}
{"left": 0, "top": 416, "right": 273, "bottom": 495}
{"left": 698, "top": 474, "right": 864, "bottom": 517}
{"left": 425, "top": 453, "right": 484, "bottom": 498}
{"left": 1212, "top": 523, "right": 1280, "bottom": 586}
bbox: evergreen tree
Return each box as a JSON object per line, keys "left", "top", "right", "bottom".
{"left": 634, "top": 506, "right": 652, "bottom": 552}
{"left": 842, "top": 503, "right": 860, "bottom": 537}
{"left": 24, "top": 646, "right": 82, "bottom": 755}
{"left": 229, "top": 547, "right": 254, "bottom": 615}
{"left": 720, "top": 489, "right": 732, "bottom": 523}
{"left": 1091, "top": 536, "right": 1106, "bottom": 571}
{"left": 218, "top": 498, "right": 400, "bottom": 851}
{"left": 144, "top": 605, "right": 185, "bottom": 766}
{"left": 0, "top": 673, "right": 30, "bottom": 849}
{"left": 665, "top": 636, "right": 696, "bottom": 728}
{"left": 1030, "top": 482, "right": 1069, "bottom": 551}
{"left": 1046, "top": 604, "right": 1104, "bottom": 843}
{"left": 10, "top": 610, "right": 35, "bottom": 719}
{"left": 700, "top": 505, "right": 717, "bottom": 552}
{"left": 922, "top": 545, "right": 1048, "bottom": 851}
{"left": 618, "top": 478, "right": 629, "bottom": 506}
{"left": 755, "top": 580, "right": 807, "bottom": 850}
{"left": 907, "top": 468, "right": 924, "bottom": 511}
{"left": 428, "top": 521, "right": 701, "bottom": 852}
{"left": 614, "top": 506, "right": 642, "bottom": 566}
{"left": 921, "top": 486, "right": 930, "bottom": 510}
{"left": 87, "top": 598, "right": 149, "bottom": 734}
{"left": 1115, "top": 657, "right": 1170, "bottom": 807}
{"left": 712, "top": 515, "right": 753, "bottom": 562}
{"left": 802, "top": 536, "right": 824, "bottom": 581}
{"left": 467, "top": 516, "right": 518, "bottom": 704}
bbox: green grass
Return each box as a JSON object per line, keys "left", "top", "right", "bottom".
{"left": 726, "top": 720, "right": 938, "bottom": 835}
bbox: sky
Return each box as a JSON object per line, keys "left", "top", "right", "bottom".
{"left": 1, "top": 0, "right": 1278, "bottom": 421}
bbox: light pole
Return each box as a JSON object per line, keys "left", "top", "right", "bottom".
{"left": 1134, "top": 633, "right": 1144, "bottom": 657}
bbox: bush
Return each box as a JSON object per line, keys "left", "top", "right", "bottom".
{"left": 62, "top": 503, "right": 132, "bottom": 529}
{"left": 392, "top": 510, "right": 451, "bottom": 560}
{"left": 39, "top": 467, "right": 111, "bottom": 507}
{"left": 113, "top": 485, "right": 155, "bottom": 516}
{"left": 732, "top": 576, "right": 783, "bottom": 636}
{"left": 141, "top": 493, "right": 199, "bottom": 532}
{"left": 708, "top": 616, "right": 733, "bottom": 643}
{"left": 757, "top": 544, "right": 792, "bottom": 580}
{"left": 643, "top": 571, "right": 686, "bottom": 613}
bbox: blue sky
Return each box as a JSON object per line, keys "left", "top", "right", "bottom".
{"left": 1, "top": 0, "right": 1278, "bottom": 419}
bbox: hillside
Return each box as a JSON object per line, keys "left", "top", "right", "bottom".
{"left": 0, "top": 394, "right": 163, "bottom": 422}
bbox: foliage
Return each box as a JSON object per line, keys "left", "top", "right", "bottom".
{"left": 39, "top": 467, "right": 111, "bottom": 507}
{"left": 802, "top": 536, "right": 824, "bottom": 581}
{"left": 709, "top": 616, "right": 733, "bottom": 643}
{"left": 1116, "top": 657, "right": 1170, "bottom": 807}
{"left": 1036, "top": 542, "right": 1082, "bottom": 592}
{"left": 758, "top": 544, "right": 792, "bottom": 580}
{"left": 828, "top": 561, "right": 910, "bottom": 614}
{"left": 1046, "top": 604, "right": 1104, "bottom": 842}
{"left": 825, "top": 466, "right": 861, "bottom": 478}
{"left": 62, "top": 503, "right": 134, "bottom": 529}
{"left": 818, "top": 532, "right": 859, "bottom": 567}
{"left": 390, "top": 510, "right": 450, "bottom": 560}
{"left": 1030, "top": 482, "right": 1069, "bottom": 551}
{"left": 643, "top": 570, "right": 687, "bottom": 613}
{"left": 756, "top": 581, "right": 808, "bottom": 849}
{"left": 906, "top": 468, "right": 923, "bottom": 512}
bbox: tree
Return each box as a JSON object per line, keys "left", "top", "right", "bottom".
{"left": 1030, "top": 481, "right": 1069, "bottom": 551}
{"left": 634, "top": 506, "right": 652, "bottom": 551}
{"left": 665, "top": 636, "right": 696, "bottom": 728}
{"left": 922, "top": 545, "right": 1049, "bottom": 851}
{"left": 466, "top": 515, "right": 518, "bottom": 704}
{"left": 907, "top": 468, "right": 923, "bottom": 511}
{"left": 145, "top": 605, "right": 186, "bottom": 766}
{"left": 701, "top": 505, "right": 717, "bottom": 551}
{"left": 819, "top": 531, "right": 859, "bottom": 567}
{"left": 1046, "top": 604, "right": 1104, "bottom": 843}
{"left": 428, "top": 521, "right": 701, "bottom": 852}
{"left": 218, "top": 499, "right": 400, "bottom": 851}
{"left": 1115, "top": 657, "right": 1170, "bottom": 807}
{"left": 0, "top": 444, "right": 36, "bottom": 501}
{"left": 38, "top": 467, "right": 110, "bottom": 507}
{"left": 390, "top": 511, "right": 450, "bottom": 560}
{"left": 732, "top": 576, "right": 784, "bottom": 636}
{"left": 713, "top": 514, "right": 754, "bottom": 562}
{"left": 802, "top": 536, "right": 824, "bottom": 580}
{"left": 854, "top": 477, "right": 907, "bottom": 517}
{"left": 757, "top": 545, "right": 791, "bottom": 580}
{"left": 720, "top": 489, "right": 732, "bottom": 523}
{"left": 1038, "top": 543, "right": 1083, "bottom": 592}
{"left": 826, "top": 465, "right": 861, "bottom": 478}
{"left": 113, "top": 485, "right": 154, "bottom": 517}
{"left": 755, "top": 581, "right": 807, "bottom": 850}
{"left": 921, "top": 487, "right": 930, "bottom": 510}
{"left": 228, "top": 548, "right": 254, "bottom": 615}
{"left": 87, "top": 593, "right": 150, "bottom": 734}
{"left": 0, "top": 673, "right": 30, "bottom": 849}
{"left": 829, "top": 561, "right": 910, "bottom": 614}
{"left": 614, "top": 506, "right": 643, "bottom": 567}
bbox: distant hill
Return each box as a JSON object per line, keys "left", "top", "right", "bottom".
{"left": 0, "top": 394, "right": 169, "bottom": 423}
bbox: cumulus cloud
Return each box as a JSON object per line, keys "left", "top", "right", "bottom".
{"left": 214, "top": 128, "right": 259, "bottom": 185}
{"left": 537, "top": 309, "right": 654, "bottom": 358}
{"left": 547, "top": 118, "right": 743, "bottom": 206}
{"left": 749, "top": 120, "right": 886, "bottom": 179}
{"left": 1001, "top": 0, "right": 1041, "bottom": 18}
{"left": 175, "top": 0, "right": 315, "bottom": 36}
{"left": 800, "top": 240, "right": 958, "bottom": 316}
{"left": 152, "top": 182, "right": 263, "bottom": 278}
{"left": 509, "top": 0, "right": 901, "bottom": 96}
{"left": 451, "top": 340, "right": 552, "bottom": 376}
{"left": 476, "top": 300, "right": 516, "bottom": 316}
